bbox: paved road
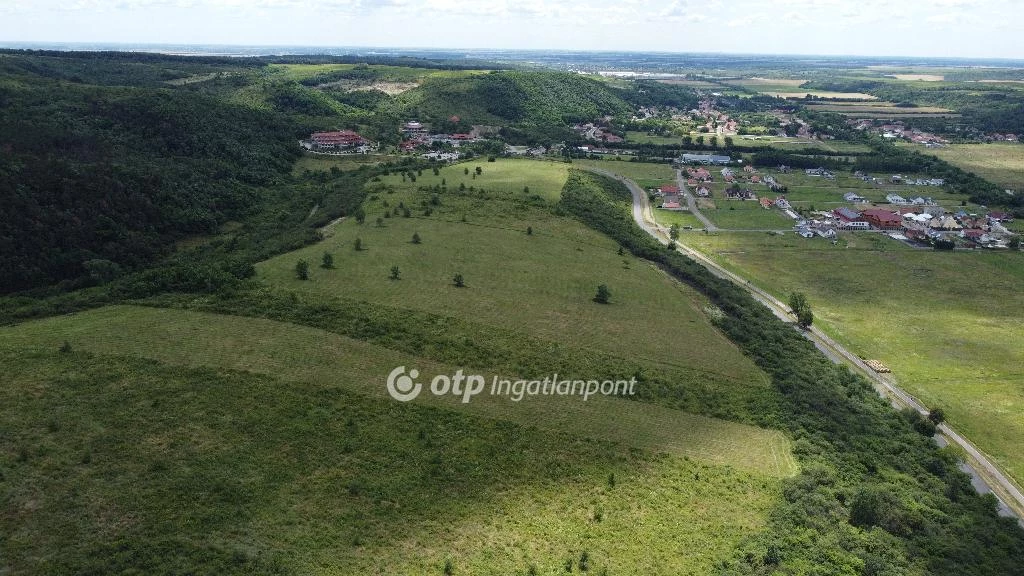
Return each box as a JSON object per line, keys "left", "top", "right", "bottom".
{"left": 584, "top": 167, "right": 1024, "bottom": 523}
{"left": 675, "top": 169, "right": 719, "bottom": 232}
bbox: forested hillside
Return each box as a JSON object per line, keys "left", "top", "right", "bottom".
{"left": 0, "top": 56, "right": 303, "bottom": 293}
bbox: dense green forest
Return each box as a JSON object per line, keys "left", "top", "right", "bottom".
{"left": 0, "top": 72, "right": 303, "bottom": 292}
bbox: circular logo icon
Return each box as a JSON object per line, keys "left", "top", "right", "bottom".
{"left": 386, "top": 366, "right": 422, "bottom": 402}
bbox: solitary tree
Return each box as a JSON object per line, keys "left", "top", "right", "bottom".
{"left": 295, "top": 260, "right": 310, "bottom": 280}
{"left": 464, "top": 167, "right": 469, "bottom": 175}
{"left": 354, "top": 208, "right": 366, "bottom": 224}
{"left": 789, "top": 292, "right": 808, "bottom": 315}
{"left": 453, "top": 273, "right": 465, "bottom": 288}
{"left": 789, "top": 291, "right": 813, "bottom": 328}
{"left": 375, "top": 217, "right": 384, "bottom": 227}
{"left": 796, "top": 306, "right": 814, "bottom": 328}
{"left": 617, "top": 245, "right": 625, "bottom": 256}
{"left": 321, "top": 252, "right": 334, "bottom": 269}
{"left": 594, "top": 284, "right": 611, "bottom": 304}
{"left": 526, "top": 226, "right": 533, "bottom": 236}
{"left": 669, "top": 223, "right": 680, "bottom": 240}
{"left": 389, "top": 265, "right": 401, "bottom": 280}
{"left": 411, "top": 232, "right": 421, "bottom": 244}
{"left": 354, "top": 237, "right": 363, "bottom": 251}
{"left": 928, "top": 407, "right": 946, "bottom": 425}
{"left": 523, "top": 186, "right": 530, "bottom": 194}
{"left": 475, "top": 166, "right": 482, "bottom": 175}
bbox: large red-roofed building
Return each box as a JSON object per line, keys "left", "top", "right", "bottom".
{"left": 862, "top": 208, "right": 904, "bottom": 230}
{"left": 311, "top": 130, "right": 367, "bottom": 150}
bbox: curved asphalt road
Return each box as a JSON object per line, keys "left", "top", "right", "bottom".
{"left": 584, "top": 167, "right": 1024, "bottom": 523}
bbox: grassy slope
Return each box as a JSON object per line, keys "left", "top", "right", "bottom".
{"left": 0, "top": 158, "right": 797, "bottom": 574}
{"left": 257, "top": 160, "right": 766, "bottom": 386}
{"left": 0, "top": 345, "right": 780, "bottom": 576}
{"left": 0, "top": 305, "right": 793, "bottom": 477}
{"left": 682, "top": 230, "right": 1024, "bottom": 486}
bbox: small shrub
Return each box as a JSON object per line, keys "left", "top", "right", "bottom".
{"left": 354, "top": 238, "right": 363, "bottom": 251}
{"left": 59, "top": 341, "right": 73, "bottom": 354}
{"left": 321, "top": 252, "right": 335, "bottom": 269}
{"left": 295, "top": 260, "right": 310, "bottom": 281}
{"left": 594, "top": 284, "right": 611, "bottom": 304}
{"left": 412, "top": 232, "right": 422, "bottom": 244}
{"left": 389, "top": 266, "right": 401, "bottom": 280}
{"left": 453, "top": 273, "right": 465, "bottom": 288}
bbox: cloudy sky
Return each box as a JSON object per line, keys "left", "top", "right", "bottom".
{"left": 1, "top": 0, "right": 1021, "bottom": 59}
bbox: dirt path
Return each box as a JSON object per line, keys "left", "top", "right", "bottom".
{"left": 584, "top": 166, "right": 1024, "bottom": 524}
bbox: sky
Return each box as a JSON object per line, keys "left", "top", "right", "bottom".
{"left": 0, "top": 0, "right": 1021, "bottom": 60}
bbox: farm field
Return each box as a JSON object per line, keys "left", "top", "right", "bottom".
{"left": 906, "top": 142, "right": 1024, "bottom": 192}
{"left": 721, "top": 77, "right": 878, "bottom": 100}
{"left": 573, "top": 158, "right": 676, "bottom": 189}
{"left": 0, "top": 333, "right": 784, "bottom": 575}
{"left": 680, "top": 231, "right": 1024, "bottom": 488}
{"left": 703, "top": 200, "right": 794, "bottom": 230}
{"left": 653, "top": 208, "right": 704, "bottom": 229}
{"left": 626, "top": 130, "right": 681, "bottom": 145}
{"left": 732, "top": 136, "right": 873, "bottom": 153}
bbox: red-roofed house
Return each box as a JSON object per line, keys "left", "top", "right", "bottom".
{"left": 862, "top": 208, "right": 904, "bottom": 230}
{"left": 311, "top": 130, "right": 367, "bottom": 150}
{"left": 659, "top": 184, "right": 680, "bottom": 195}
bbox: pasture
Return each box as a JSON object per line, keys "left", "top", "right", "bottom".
{"left": 681, "top": 231, "right": 1024, "bottom": 488}
{"left": 909, "top": 142, "right": 1024, "bottom": 192}
{"left": 0, "top": 331, "right": 786, "bottom": 575}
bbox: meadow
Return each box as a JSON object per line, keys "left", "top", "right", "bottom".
{"left": 681, "top": 230, "right": 1024, "bottom": 488}
{"left": 652, "top": 208, "right": 704, "bottom": 229}
{"left": 572, "top": 158, "right": 676, "bottom": 190}
{"left": 907, "top": 142, "right": 1024, "bottom": 193}
{"left": 0, "top": 340, "right": 784, "bottom": 575}
{"left": 257, "top": 160, "right": 767, "bottom": 384}
{"left": 0, "top": 156, "right": 800, "bottom": 574}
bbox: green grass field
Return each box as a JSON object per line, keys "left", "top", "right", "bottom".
{"left": 681, "top": 231, "right": 1024, "bottom": 487}
{"left": 625, "top": 131, "right": 681, "bottom": 145}
{"left": 653, "top": 209, "right": 705, "bottom": 229}
{"left": 704, "top": 201, "right": 794, "bottom": 230}
{"left": 572, "top": 159, "right": 676, "bottom": 190}
{"left": 0, "top": 340, "right": 783, "bottom": 575}
{"left": 258, "top": 161, "right": 766, "bottom": 383}
{"left": 0, "top": 157, "right": 804, "bottom": 574}
{"left": 907, "top": 143, "right": 1024, "bottom": 192}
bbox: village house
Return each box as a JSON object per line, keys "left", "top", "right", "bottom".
{"left": 659, "top": 184, "right": 681, "bottom": 196}
{"left": 695, "top": 186, "right": 711, "bottom": 198}
{"left": 759, "top": 198, "right": 773, "bottom": 209}
{"left": 844, "top": 192, "right": 868, "bottom": 203}
{"left": 862, "top": 208, "right": 904, "bottom": 230}
{"left": 834, "top": 207, "right": 863, "bottom": 223}
{"left": 886, "top": 193, "right": 909, "bottom": 205}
